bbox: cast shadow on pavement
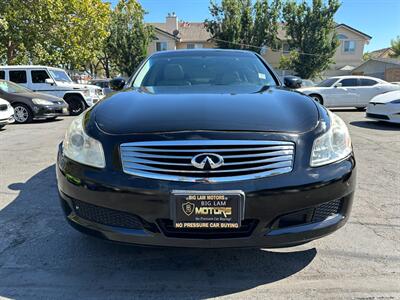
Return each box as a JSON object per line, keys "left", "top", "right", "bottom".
{"left": 0, "top": 165, "right": 316, "bottom": 299}
{"left": 350, "top": 120, "right": 400, "bottom": 131}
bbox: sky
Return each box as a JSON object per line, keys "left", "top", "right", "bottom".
{"left": 109, "top": 0, "right": 400, "bottom": 52}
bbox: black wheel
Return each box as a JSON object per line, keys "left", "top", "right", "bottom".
{"left": 356, "top": 107, "right": 366, "bottom": 111}
{"left": 310, "top": 94, "right": 323, "bottom": 105}
{"left": 65, "top": 95, "right": 86, "bottom": 116}
{"left": 13, "top": 103, "right": 33, "bottom": 123}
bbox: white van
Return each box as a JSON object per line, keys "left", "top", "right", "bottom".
{"left": 0, "top": 66, "right": 105, "bottom": 115}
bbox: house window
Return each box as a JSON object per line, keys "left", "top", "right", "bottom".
{"left": 187, "top": 43, "right": 203, "bottom": 49}
{"left": 282, "top": 42, "right": 291, "bottom": 53}
{"left": 0, "top": 71, "right": 5, "bottom": 80}
{"left": 9, "top": 70, "right": 27, "bottom": 83}
{"left": 337, "top": 34, "right": 348, "bottom": 40}
{"left": 156, "top": 42, "right": 168, "bottom": 51}
{"left": 343, "top": 40, "right": 356, "bottom": 53}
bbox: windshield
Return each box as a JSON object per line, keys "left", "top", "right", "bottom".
{"left": 132, "top": 52, "right": 278, "bottom": 91}
{"left": 0, "top": 80, "right": 32, "bottom": 93}
{"left": 48, "top": 69, "right": 72, "bottom": 82}
{"left": 316, "top": 78, "right": 338, "bottom": 87}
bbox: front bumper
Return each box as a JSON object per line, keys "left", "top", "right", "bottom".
{"left": 33, "top": 104, "right": 69, "bottom": 119}
{"left": 85, "top": 94, "right": 105, "bottom": 106}
{"left": 366, "top": 103, "right": 400, "bottom": 124}
{"left": 56, "top": 144, "right": 356, "bottom": 248}
{"left": 0, "top": 113, "right": 14, "bottom": 125}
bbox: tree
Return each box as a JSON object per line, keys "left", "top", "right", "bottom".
{"left": 389, "top": 36, "right": 400, "bottom": 58}
{"left": 0, "top": 0, "right": 111, "bottom": 69}
{"left": 204, "top": 0, "right": 281, "bottom": 52}
{"left": 363, "top": 52, "right": 371, "bottom": 61}
{"left": 253, "top": 0, "right": 282, "bottom": 51}
{"left": 279, "top": 0, "right": 340, "bottom": 79}
{"left": 105, "top": 0, "right": 154, "bottom": 76}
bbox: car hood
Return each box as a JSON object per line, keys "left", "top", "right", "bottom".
{"left": 55, "top": 81, "right": 101, "bottom": 91}
{"left": 93, "top": 87, "right": 319, "bottom": 135}
{"left": 370, "top": 90, "right": 400, "bottom": 104}
{"left": 298, "top": 87, "right": 327, "bottom": 93}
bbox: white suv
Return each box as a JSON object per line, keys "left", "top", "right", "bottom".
{"left": 0, "top": 66, "right": 105, "bottom": 115}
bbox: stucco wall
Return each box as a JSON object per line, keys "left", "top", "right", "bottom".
{"left": 176, "top": 41, "right": 215, "bottom": 49}
{"left": 262, "top": 26, "right": 369, "bottom": 71}
{"left": 147, "top": 32, "right": 176, "bottom": 55}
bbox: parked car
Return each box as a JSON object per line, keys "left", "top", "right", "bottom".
{"left": 301, "top": 79, "right": 315, "bottom": 88}
{"left": 88, "top": 79, "right": 113, "bottom": 95}
{"left": 298, "top": 75, "right": 399, "bottom": 109}
{"left": 57, "top": 49, "right": 356, "bottom": 248}
{"left": 366, "top": 90, "right": 400, "bottom": 124}
{"left": 0, "top": 80, "right": 68, "bottom": 123}
{"left": 0, "top": 97, "right": 14, "bottom": 129}
{"left": 0, "top": 66, "right": 105, "bottom": 115}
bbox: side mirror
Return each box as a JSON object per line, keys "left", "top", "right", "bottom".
{"left": 334, "top": 82, "right": 342, "bottom": 88}
{"left": 284, "top": 76, "right": 302, "bottom": 89}
{"left": 45, "top": 78, "right": 55, "bottom": 85}
{"left": 110, "top": 77, "right": 126, "bottom": 91}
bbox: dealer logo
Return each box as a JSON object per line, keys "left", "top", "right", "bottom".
{"left": 182, "top": 202, "right": 195, "bottom": 216}
{"left": 191, "top": 153, "right": 224, "bottom": 170}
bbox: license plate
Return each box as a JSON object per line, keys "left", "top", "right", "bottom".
{"left": 171, "top": 190, "right": 245, "bottom": 229}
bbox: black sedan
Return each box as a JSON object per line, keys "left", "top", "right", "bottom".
{"left": 0, "top": 80, "right": 68, "bottom": 123}
{"left": 57, "top": 49, "right": 356, "bottom": 248}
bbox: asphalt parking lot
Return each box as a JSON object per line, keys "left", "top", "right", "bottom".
{"left": 0, "top": 111, "right": 399, "bottom": 299}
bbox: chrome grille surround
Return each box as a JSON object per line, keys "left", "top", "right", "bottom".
{"left": 120, "top": 140, "right": 295, "bottom": 183}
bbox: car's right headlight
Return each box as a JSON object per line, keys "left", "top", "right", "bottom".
{"left": 63, "top": 113, "right": 105, "bottom": 168}
{"left": 310, "top": 110, "right": 352, "bottom": 167}
{"left": 32, "top": 98, "right": 54, "bottom": 105}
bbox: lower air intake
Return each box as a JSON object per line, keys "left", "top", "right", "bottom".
{"left": 72, "top": 199, "right": 143, "bottom": 230}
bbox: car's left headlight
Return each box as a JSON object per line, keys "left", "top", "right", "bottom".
{"left": 32, "top": 98, "right": 54, "bottom": 106}
{"left": 63, "top": 113, "right": 105, "bottom": 168}
{"left": 310, "top": 110, "right": 352, "bottom": 167}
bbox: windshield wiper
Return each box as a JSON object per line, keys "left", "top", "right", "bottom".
{"left": 254, "top": 85, "right": 271, "bottom": 93}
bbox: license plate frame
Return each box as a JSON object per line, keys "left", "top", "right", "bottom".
{"left": 171, "top": 190, "right": 245, "bottom": 229}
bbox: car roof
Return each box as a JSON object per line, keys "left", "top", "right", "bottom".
{"left": 0, "top": 65, "right": 65, "bottom": 71}
{"left": 150, "top": 48, "right": 257, "bottom": 58}
{"left": 328, "top": 75, "right": 385, "bottom": 81}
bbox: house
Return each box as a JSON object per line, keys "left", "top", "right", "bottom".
{"left": 265, "top": 23, "right": 371, "bottom": 75}
{"left": 368, "top": 47, "right": 396, "bottom": 59}
{"left": 148, "top": 14, "right": 371, "bottom": 77}
{"left": 148, "top": 13, "right": 213, "bottom": 54}
{"left": 352, "top": 57, "right": 400, "bottom": 81}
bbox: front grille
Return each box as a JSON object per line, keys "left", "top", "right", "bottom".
{"left": 366, "top": 113, "right": 389, "bottom": 120}
{"left": 0, "top": 104, "right": 8, "bottom": 111}
{"left": 72, "top": 199, "right": 143, "bottom": 229}
{"left": 157, "top": 219, "right": 258, "bottom": 239}
{"left": 312, "top": 198, "right": 342, "bottom": 222}
{"left": 120, "top": 140, "right": 295, "bottom": 182}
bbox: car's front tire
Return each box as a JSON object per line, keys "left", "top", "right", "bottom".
{"left": 310, "top": 94, "right": 323, "bottom": 105}
{"left": 13, "top": 103, "right": 33, "bottom": 124}
{"left": 65, "top": 95, "right": 86, "bottom": 116}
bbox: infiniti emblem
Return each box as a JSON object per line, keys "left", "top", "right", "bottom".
{"left": 191, "top": 153, "right": 224, "bottom": 170}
